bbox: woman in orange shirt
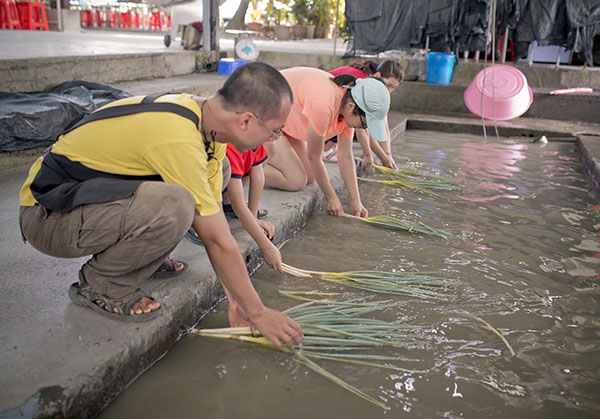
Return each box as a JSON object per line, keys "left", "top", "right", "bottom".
{"left": 263, "top": 66, "right": 390, "bottom": 217}
{"left": 327, "top": 60, "right": 404, "bottom": 169}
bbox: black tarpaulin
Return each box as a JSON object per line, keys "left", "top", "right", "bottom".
{"left": 424, "top": 0, "right": 456, "bottom": 53}
{"left": 453, "top": 0, "right": 490, "bottom": 52}
{"left": 344, "top": 0, "right": 597, "bottom": 66}
{"left": 344, "top": 0, "right": 428, "bottom": 55}
{"left": 566, "top": 0, "right": 600, "bottom": 67}
{"left": 0, "top": 81, "right": 131, "bottom": 152}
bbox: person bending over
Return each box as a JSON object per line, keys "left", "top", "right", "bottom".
{"left": 326, "top": 59, "right": 404, "bottom": 169}
{"left": 19, "top": 62, "right": 302, "bottom": 349}
{"left": 263, "top": 66, "right": 390, "bottom": 217}
{"left": 187, "top": 143, "right": 283, "bottom": 272}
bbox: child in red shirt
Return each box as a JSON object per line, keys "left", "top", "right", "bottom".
{"left": 187, "top": 143, "right": 282, "bottom": 272}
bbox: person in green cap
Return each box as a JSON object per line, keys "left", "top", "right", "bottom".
{"left": 263, "top": 66, "right": 390, "bottom": 217}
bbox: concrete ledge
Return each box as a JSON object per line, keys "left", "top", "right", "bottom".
{"left": 114, "top": 73, "right": 226, "bottom": 97}
{"left": 575, "top": 135, "right": 600, "bottom": 194}
{"left": 444, "top": 60, "right": 600, "bottom": 89}
{"left": 403, "top": 112, "right": 600, "bottom": 139}
{"left": 250, "top": 50, "right": 346, "bottom": 71}
{"left": 0, "top": 148, "right": 47, "bottom": 171}
{"left": 0, "top": 52, "right": 198, "bottom": 92}
{"left": 392, "top": 81, "right": 600, "bottom": 124}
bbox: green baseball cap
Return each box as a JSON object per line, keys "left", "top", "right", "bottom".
{"left": 350, "top": 78, "right": 391, "bottom": 142}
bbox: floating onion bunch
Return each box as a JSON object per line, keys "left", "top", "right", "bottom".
{"left": 191, "top": 301, "right": 430, "bottom": 409}
{"left": 281, "top": 263, "right": 452, "bottom": 300}
{"left": 343, "top": 213, "right": 458, "bottom": 240}
{"left": 356, "top": 157, "right": 463, "bottom": 191}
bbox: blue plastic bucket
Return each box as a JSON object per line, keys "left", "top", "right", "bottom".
{"left": 426, "top": 52, "right": 456, "bottom": 85}
{"left": 217, "top": 58, "right": 247, "bottom": 76}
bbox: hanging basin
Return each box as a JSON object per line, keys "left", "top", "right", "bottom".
{"left": 464, "top": 65, "right": 533, "bottom": 121}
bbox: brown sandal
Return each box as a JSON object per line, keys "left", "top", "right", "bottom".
{"left": 150, "top": 258, "right": 188, "bottom": 279}
{"left": 68, "top": 272, "right": 161, "bottom": 322}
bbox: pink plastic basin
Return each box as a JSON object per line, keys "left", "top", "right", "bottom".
{"left": 464, "top": 65, "right": 533, "bottom": 121}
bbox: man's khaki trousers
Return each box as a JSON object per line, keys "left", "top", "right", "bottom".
{"left": 19, "top": 182, "right": 195, "bottom": 299}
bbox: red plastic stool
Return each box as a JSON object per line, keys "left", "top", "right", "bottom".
{"left": 149, "top": 11, "right": 166, "bottom": 31}
{"left": 0, "top": 0, "right": 22, "bottom": 29}
{"left": 131, "top": 11, "right": 140, "bottom": 29}
{"left": 94, "top": 9, "right": 104, "bottom": 28}
{"left": 80, "top": 10, "right": 91, "bottom": 27}
{"left": 119, "top": 11, "right": 131, "bottom": 28}
{"left": 499, "top": 34, "right": 515, "bottom": 62}
{"left": 108, "top": 10, "right": 116, "bottom": 28}
{"left": 16, "top": 2, "right": 48, "bottom": 31}
{"left": 149, "top": 11, "right": 159, "bottom": 31}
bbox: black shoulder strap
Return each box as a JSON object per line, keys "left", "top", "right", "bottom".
{"left": 141, "top": 92, "right": 169, "bottom": 103}
{"left": 60, "top": 93, "right": 200, "bottom": 136}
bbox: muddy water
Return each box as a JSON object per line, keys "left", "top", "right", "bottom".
{"left": 100, "top": 130, "right": 600, "bottom": 418}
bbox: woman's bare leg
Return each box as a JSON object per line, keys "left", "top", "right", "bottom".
{"left": 287, "top": 137, "right": 315, "bottom": 185}
{"left": 263, "top": 135, "right": 308, "bottom": 191}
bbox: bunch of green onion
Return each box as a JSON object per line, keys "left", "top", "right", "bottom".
{"left": 191, "top": 300, "right": 429, "bottom": 409}
{"left": 281, "top": 262, "right": 452, "bottom": 299}
{"left": 356, "top": 158, "right": 464, "bottom": 192}
{"left": 343, "top": 213, "right": 458, "bottom": 240}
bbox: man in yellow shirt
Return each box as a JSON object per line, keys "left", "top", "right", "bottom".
{"left": 18, "top": 62, "right": 302, "bottom": 349}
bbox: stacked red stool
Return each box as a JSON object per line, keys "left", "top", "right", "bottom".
{"left": 149, "top": 11, "right": 167, "bottom": 31}
{"left": 131, "top": 11, "right": 140, "bottom": 29}
{"left": 108, "top": 10, "right": 116, "bottom": 28}
{"left": 119, "top": 11, "right": 131, "bottom": 29}
{"left": 0, "top": 0, "right": 22, "bottom": 29}
{"left": 94, "top": 9, "right": 104, "bottom": 28}
{"left": 16, "top": 2, "right": 48, "bottom": 31}
{"left": 142, "top": 12, "right": 149, "bottom": 30}
{"left": 81, "top": 9, "right": 92, "bottom": 27}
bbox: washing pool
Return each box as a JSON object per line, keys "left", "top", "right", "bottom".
{"left": 100, "top": 130, "right": 600, "bottom": 418}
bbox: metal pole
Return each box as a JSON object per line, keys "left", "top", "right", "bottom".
{"left": 528, "top": 42, "right": 534, "bottom": 66}
{"left": 57, "top": 0, "right": 63, "bottom": 31}
{"left": 333, "top": 0, "right": 340, "bottom": 55}
{"left": 501, "top": 27, "right": 508, "bottom": 63}
{"left": 202, "top": 0, "right": 211, "bottom": 51}
{"left": 212, "top": 0, "right": 220, "bottom": 57}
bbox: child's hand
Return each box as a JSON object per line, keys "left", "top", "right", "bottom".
{"left": 351, "top": 200, "right": 368, "bottom": 218}
{"left": 382, "top": 154, "right": 398, "bottom": 170}
{"left": 264, "top": 243, "right": 283, "bottom": 272}
{"left": 258, "top": 219, "right": 275, "bottom": 239}
{"left": 362, "top": 153, "right": 374, "bottom": 168}
{"left": 326, "top": 196, "right": 344, "bottom": 216}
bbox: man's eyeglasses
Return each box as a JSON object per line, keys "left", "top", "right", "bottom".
{"left": 251, "top": 112, "right": 283, "bottom": 140}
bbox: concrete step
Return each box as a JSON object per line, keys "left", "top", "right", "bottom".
{"left": 403, "top": 112, "right": 600, "bottom": 139}
{"left": 0, "top": 52, "right": 201, "bottom": 93}
{"left": 113, "top": 72, "right": 226, "bottom": 97}
{"left": 447, "top": 60, "right": 600, "bottom": 90}
{"left": 392, "top": 81, "right": 600, "bottom": 124}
